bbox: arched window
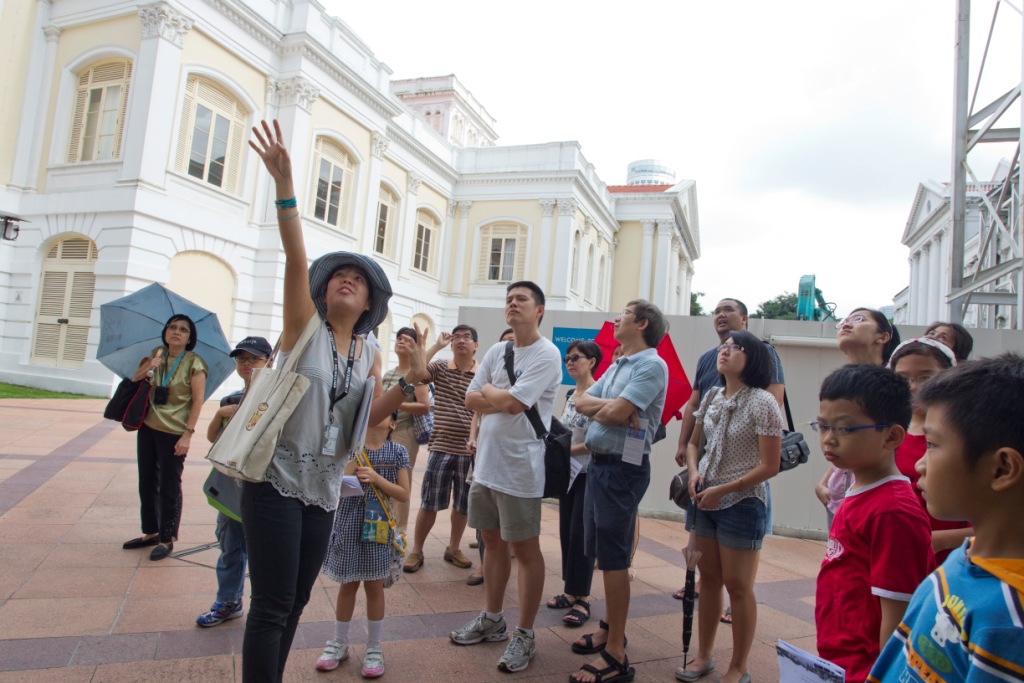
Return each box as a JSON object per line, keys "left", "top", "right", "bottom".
{"left": 413, "top": 210, "right": 438, "bottom": 274}
{"left": 167, "top": 251, "right": 237, "bottom": 338}
{"left": 571, "top": 231, "right": 581, "bottom": 292}
{"left": 585, "top": 244, "right": 595, "bottom": 302}
{"left": 479, "top": 223, "right": 528, "bottom": 283}
{"left": 375, "top": 185, "right": 398, "bottom": 258}
{"left": 67, "top": 59, "right": 132, "bottom": 162}
{"left": 175, "top": 75, "right": 248, "bottom": 193}
{"left": 31, "top": 237, "right": 97, "bottom": 368}
{"left": 409, "top": 313, "right": 435, "bottom": 345}
{"left": 307, "top": 137, "right": 355, "bottom": 232}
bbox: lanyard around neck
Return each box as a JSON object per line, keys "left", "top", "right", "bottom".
{"left": 160, "top": 352, "right": 185, "bottom": 388}
{"left": 326, "top": 323, "right": 358, "bottom": 416}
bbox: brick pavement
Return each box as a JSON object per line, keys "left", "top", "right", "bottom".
{"left": 0, "top": 399, "right": 824, "bottom": 682}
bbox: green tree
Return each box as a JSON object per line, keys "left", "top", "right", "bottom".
{"left": 755, "top": 292, "right": 798, "bottom": 320}
{"left": 690, "top": 291, "right": 705, "bottom": 316}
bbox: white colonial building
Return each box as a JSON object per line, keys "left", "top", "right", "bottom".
{"left": 893, "top": 160, "right": 1019, "bottom": 329}
{"left": 0, "top": 0, "right": 700, "bottom": 396}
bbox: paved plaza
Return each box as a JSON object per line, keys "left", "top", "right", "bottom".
{"left": 0, "top": 398, "right": 824, "bottom": 681}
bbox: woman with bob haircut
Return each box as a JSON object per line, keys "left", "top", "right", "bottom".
{"left": 677, "top": 330, "right": 782, "bottom": 683}
{"left": 244, "top": 120, "right": 430, "bottom": 683}
{"left": 122, "top": 313, "right": 207, "bottom": 561}
{"left": 546, "top": 338, "right": 602, "bottom": 627}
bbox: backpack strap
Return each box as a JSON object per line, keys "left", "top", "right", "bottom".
{"left": 503, "top": 340, "right": 547, "bottom": 439}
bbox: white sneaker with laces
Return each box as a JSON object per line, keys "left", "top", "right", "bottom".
{"left": 497, "top": 628, "right": 536, "bottom": 673}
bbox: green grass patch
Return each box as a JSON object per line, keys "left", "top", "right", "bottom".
{"left": 0, "top": 383, "right": 103, "bottom": 399}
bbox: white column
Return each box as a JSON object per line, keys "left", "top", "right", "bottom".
{"left": 549, "top": 198, "right": 577, "bottom": 303}
{"left": 536, "top": 199, "right": 556, "bottom": 293}
{"left": 119, "top": 2, "right": 194, "bottom": 189}
{"left": 668, "top": 239, "right": 680, "bottom": 314}
{"left": 10, "top": 7, "right": 58, "bottom": 192}
{"left": 451, "top": 201, "right": 471, "bottom": 295}
{"left": 913, "top": 252, "right": 921, "bottom": 325}
{"left": 653, "top": 219, "right": 674, "bottom": 310}
{"left": 266, "top": 77, "right": 318, "bottom": 221}
{"left": 439, "top": 200, "right": 457, "bottom": 294}
{"left": 398, "top": 174, "right": 422, "bottom": 280}
{"left": 935, "top": 231, "right": 948, "bottom": 321}
{"left": 923, "top": 241, "right": 936, "bottom": 323}
{"left": 360, "top": 132, "right": 389, "bottom": 255}
{"left": 638, "top": 220, "right": 655, "bottom": 299}
{"left": 932, "top": 235, "right": 944, "bottom": 322}
{"left": 684, "top": 264, "right": 695, "bottom": 316}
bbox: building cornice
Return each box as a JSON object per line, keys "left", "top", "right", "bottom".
{"left": 385, "top": 124, "right": 459, "bottom": 186}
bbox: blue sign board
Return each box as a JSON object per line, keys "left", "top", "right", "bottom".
{"left": 551, "top": 326, "right": 601, "bottom": 385}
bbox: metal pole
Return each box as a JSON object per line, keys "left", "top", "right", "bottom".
{"left": 950, "top": 0, "right": 970, "bottom": 324}
{"left": 1019, "top": 2, "right": 1024, "bottom": 329}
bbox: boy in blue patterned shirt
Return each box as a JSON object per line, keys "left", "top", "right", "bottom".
{"left": 868, "top": 353, "right": 1024, "bottom": 682}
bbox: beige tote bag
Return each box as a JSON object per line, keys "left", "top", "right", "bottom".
{"left": 206, "top": 315, "right": 320, "bottom": 482}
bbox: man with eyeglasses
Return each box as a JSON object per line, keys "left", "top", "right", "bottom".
{"left": 568, "top": 300, "right": 669, "bottom": 682}
{"left": 404, "top": 325, "right": 480, "bottom": 575}
{"left": 196, "top": 335, "right": 272, "bottom": 628}
{"left": 671, "top": 298, "right": 785, "bottom": 607}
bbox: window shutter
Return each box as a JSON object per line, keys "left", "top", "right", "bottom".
{"left": 478, "top": 226, "right": 492, "bottom": 280}
{"left": 175, "top": 76, "right": 198, "bottom": 173}
{"left": 113, "top": 61, "right": 133, "bottom": 159}
{"left": 32, "top": 272, "right": 68, "bottom": 363}
{"left": 307, "top": 138, "right": 323, "bottom": 217}
{"left": 225, "top": 107, "right": 246, "bottom": 194}
{"left": 67, "top": 80, "right": 89, "bottom": 163}
{"left": 515, "top": 228, "right": 527, "bottom": 280}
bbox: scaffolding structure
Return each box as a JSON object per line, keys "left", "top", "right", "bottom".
{"left": 948, "top": 0, "right": 1024, "bottom": 329}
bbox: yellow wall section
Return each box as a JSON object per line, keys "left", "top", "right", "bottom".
{"left": 37, "top": 14, "right": 142, "bottom": 191}
{"left": 168, "top": 251, "right": 236, "bottom": 338}
{"left": 610, "top": 221, "right": 643, "bottom": 312}
{"left": 180, "top": 30, "right": 263, "bottom": 113}
{"left": 0, "top": 1, "right": 38, "bottom": 186}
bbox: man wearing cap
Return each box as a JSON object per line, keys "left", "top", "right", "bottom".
{"left": 196, "top": 336, "right": 272, "bottom": 628}
{"left": 450, "top": 281, "right": 562, "bottom": 674}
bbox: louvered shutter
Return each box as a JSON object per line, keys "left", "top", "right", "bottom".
{"left": 515, "top": 229, "right": 527, "bottom": 280}
{"left": 31, "top": 238, "right": 97, "bottom": 367}
{"left": 175, "top": 76, "right": 198, "bottom": 173}
{"left": 113, "top": 61, "right": 133, "bottom": 159}
{"left": 67, "top": 83, "right": 89, "bottom": 163}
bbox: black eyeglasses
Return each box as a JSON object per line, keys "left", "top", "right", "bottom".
{"left": 564, "top": 354, "right": 588, "bottom": 364}
{"left": 809, "top": 421, "right": 891, "bottom": 436}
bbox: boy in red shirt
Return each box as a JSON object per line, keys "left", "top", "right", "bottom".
{"left": 813, "top": 364, "right": 934, "bottom": 683}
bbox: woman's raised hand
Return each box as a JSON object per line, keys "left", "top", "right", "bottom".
{"left": 249, "top": 119, "right": 292, "bottom": 184}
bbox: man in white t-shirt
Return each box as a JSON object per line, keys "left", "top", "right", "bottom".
{"left": 449, "top": 281, "right": 562, "bottom": 674}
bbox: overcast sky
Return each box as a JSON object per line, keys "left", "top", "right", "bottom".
{"left": 322, "top": 0, "right": 1020, "bottom": 317}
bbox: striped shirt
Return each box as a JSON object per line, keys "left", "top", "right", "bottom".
{"left": 425, "top": 359, "right": 475, "bottom": 456}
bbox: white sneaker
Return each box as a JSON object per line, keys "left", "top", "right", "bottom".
{"left": 315, "top": 639, "right": 348, "bottom": 671}
{"left": 449, "top": 611, "right": 508, "bottom": 645}
{"left": 496, "top": 628, "right": 536, "bottom": 673}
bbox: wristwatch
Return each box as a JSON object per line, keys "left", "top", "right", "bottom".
{"left": 398, "top": 376, "right": 416, "bottom": 396}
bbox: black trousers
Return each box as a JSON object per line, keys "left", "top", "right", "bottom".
{"left": 558, "top": 472, "right": 594, "bottom": 597}
{"left": 135, "top": 424, "right": 184, "bottom": 543}
{"left": 241, "top": 481, "right": 335, "bottom": 683}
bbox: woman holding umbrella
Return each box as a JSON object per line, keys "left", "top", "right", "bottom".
{"left": 244, "top": 120, "right": 429, "bottom": 683}
{"left": 121, "top": 314, "right": 207, "bottom": 561}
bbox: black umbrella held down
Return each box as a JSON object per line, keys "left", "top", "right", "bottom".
{"left": 681, "top": 530, "right": 702, "bottom": 670}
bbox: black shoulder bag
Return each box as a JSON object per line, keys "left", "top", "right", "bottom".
{"left": 779, "top": 390, "right": 810, "bottom": 472}
{"left": 503, "top": 341, "right": 572, "bottom": 499}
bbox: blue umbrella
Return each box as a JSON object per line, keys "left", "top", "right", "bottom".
{"left": 97, "top": 283, "right": 233, "bottom": 400}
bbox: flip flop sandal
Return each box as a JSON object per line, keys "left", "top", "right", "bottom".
{"left": 562, "top": 598, "right": 591, "bottom": 627}
{"left": 569, "top": 649, "right": 636, "bottom": 683}
{"left": 571, "top": 620, "right": 628, "bottom": 655}
{"left": 720, "top": 608, "right": 733, "bottom": 625}
{"left": 547, "top": 593, "right": 574, "bottom": 609}
{"left": 672, "top": 588, "right": 700, "bottom": 600}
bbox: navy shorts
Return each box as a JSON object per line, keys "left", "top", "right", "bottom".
{"left": 583, "top": 454, "right": 651, "bottom": 571}
{"left": 694, "top": 496, "right": 768, "bottom": 551}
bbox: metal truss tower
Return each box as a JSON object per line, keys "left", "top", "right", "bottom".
{"left": 948, "top": 0, "right": 1023, "bottom": 328}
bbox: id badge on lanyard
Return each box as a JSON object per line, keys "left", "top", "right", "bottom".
{"left": 323, "top": 324, "right": 357, "bottom": 457}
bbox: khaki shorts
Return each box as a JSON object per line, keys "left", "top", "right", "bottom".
{"left": 467, "top": 482, "right": 542, "bottom": 543}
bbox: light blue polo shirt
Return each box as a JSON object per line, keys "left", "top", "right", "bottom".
{"left": 583, "top": 347, "right": 668, "bottom": 456}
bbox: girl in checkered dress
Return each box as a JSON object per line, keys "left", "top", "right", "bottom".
{"left": 318, "top": 413, "right": 410, "bottom": 678}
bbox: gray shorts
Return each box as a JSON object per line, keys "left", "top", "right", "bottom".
{"left": 467, "top": 482, "right": 542, "bottom": 543}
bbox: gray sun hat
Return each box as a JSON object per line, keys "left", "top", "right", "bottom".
{"left": 308, "top": 252, "right": 392, "bottom": 335}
